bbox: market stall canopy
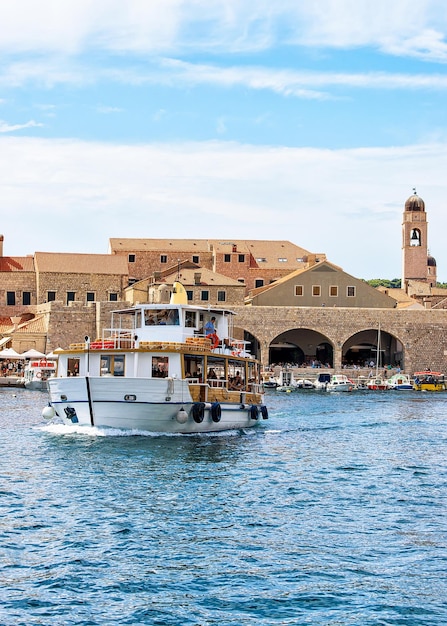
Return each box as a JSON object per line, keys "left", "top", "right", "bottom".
{"left": 20, "top": 348, "right": 46, "bottom": 358}
{"left": 0, "top": 347, "right": 22, "bottom": 359}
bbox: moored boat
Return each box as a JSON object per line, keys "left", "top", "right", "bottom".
{"left": 366, "top": 376, "right": 389, "bottom": 391}
{"left": 413, "top": 371, "right": 446, "bottom": 392}
{"left": 386, "top": 373, "right": 413, "bottom": 390}
{"left": 42, "top": 283, "right": 268, "bottom": 433}
{"left": 24, "top": 359, "right": 57, "bottom": 391}
{"left": 326, "top": 374, "right": 354, "bottom": 392}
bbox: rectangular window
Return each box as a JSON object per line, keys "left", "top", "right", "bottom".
{"left": 100, "top": 355, "right": 125, "bottom": 376}
{"left": 186, "top": 290, "right": 193, "bottom": 301}
{"left": 238, "top": 254, "right": 245, "bottom": 263}
{"left": 192, "top": 255, "right": 199, "bottom": 264}
{"left": 312, "top": 285, "right": 321, "bottom": 297}
{"left": 128, "top": 254, "right": 135, "bottom": 262}
{"left": 109, "top": 293, "right": 118, "bottom": 302}
{"left": 347, "top": 286, "right": 356, "bottom": 297}
{"left": 6, "top": 291, "right": 15, "bottom": 305}
{"left": 224, "top": 254, "right": 231, "bottom": 262}
{"left": 47, "top": 291, "right": 56, "bottom": 302}
{"left": 86, "top": 292, "right": 95, "bottom": 302}
{"left": 152, "top": 356, "right": 169, "bottom": 378}
{"left": 201, "top": 290, "right": 209, "bottom": 301}
{"left": 23, "top": 292, "right": 31, "bottom": 305}
{"left": 66, "top": 291, "right": 75, "bottom": 304}
{"left": 295, "top": 285, "right": 303, "bottom": 296}
{"left": 330, "top": 286, "right": 338, "bottom": 297}
{"left": 217, "top": 291, "right": 226, "bottom": 302}
{"left": 160, "top": 255, "right": 167, "bottom": 263}
{"left": 255, "top": 279, "right": 264, "bottom": 288}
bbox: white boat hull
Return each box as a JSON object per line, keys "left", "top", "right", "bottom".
{"left": 47, "top": 377, "right": 266, "bottom": 433}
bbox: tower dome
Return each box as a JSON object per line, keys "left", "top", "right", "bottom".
{"left": 405, "top": 190, "right": 425, "bottom": 212}
{"left": 427, "top": 255, "right": 436, "bottom": 267}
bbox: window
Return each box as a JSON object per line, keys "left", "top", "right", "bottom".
{"left": 192, "top": 255, "right": 199, "bottom": 264}
{"left": 256, "top": 258, "right": 267, "bottom": 263}
{"left": 152, "top": 356, "right": 169, "bottom": 378}
{"left": 238, "top": 278, "right": 245, "bottom": 283}
{"left": 201, "top": 290, "right": 209, "bottom": 301}
{"left": 255, "top": 279, "right": 264, "bottom": 288}
{"left": 109, "top": 293, "right": 118, "bottom": 302}
{"left": 101, "top": 355, "right": 125, "bottom": 377}
{"left": 86, "top": 292, "right": 95, "bottom": 302}
{"left": 295, "top": 285, "right": 303, "bottom": 296}
{"left": 186, "top": 290, "right": 193, "bottom": 301}
{"left": 347, "top": 286, "right": 356, "bottom": 297}
{"left": 224, "top": 254, "right": 231, "bottom": 262}
{"left": 128, "top": 254, "right": 136, "bottom": 262}
{"left": 6, "top": 291, "right": 15, "bottom": 305}
{"left": 238, "top": 254, "right": 245, "bottom": 263}
{"left": 330, "top": 286, "right": 338, "bottom": 297}
{"left": 160, "top": 255, "right": 167, "bottom": 263}
{"left": 278, "top": 258, "right": 288, "bottom": 262}
{"left": 66, "top": 291, "right": 76, "bottom": 304}
{"left": 23, "top": 291, "right": 31, "bottom": 305}
{"left": 217, "top": 291, "right": 226, "bottom": 302}
{"left": 312, "top": 285, "right": 321, "bottom": 297}
{"left": 47, "top": 291, "right": 56, "bottom": 302}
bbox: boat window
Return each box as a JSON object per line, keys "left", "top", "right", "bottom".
{"left": 68, "top": 358, "right": 80, "bottom": 376}
{"left": 184, "top": 355, "right": 204, "bottom": 382}
{"left": 185, "top": 311, "right": 196, "bottom": 328}
{"left": 152, "top": 356, "right": 169, "bottom": 378}
{"left": 206, "top": 357, "right": 226, "bottom": 386}
{"left": 228, "top": 359, "right": 246, "bottom": 390}
{"left": 100, "top": 355, "right": 125, "bottom": 376}
{"left": 144, "top": 309, "right": 179, "bottom": 326}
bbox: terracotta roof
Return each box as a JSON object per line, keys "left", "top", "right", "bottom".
{"left": 0, "top": 256, "right": 35, "bottom": 272}
{"left": 160, "top": 267, "right": 244, "bottom": 287}
{"left": 109, "top": 238, "right": 324, "bottom": 270}
{"left": 376, "top": 287, "right": 424, "bottom": 309}
{"left": 34, "top": 252, "right": 128, "bottom": 274}
{"left": 16, "top": 315, "right": 48, "bottom": 334}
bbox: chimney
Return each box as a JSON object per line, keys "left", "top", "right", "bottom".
{"left": 194, "top": 272, "right": 201, "bottom": 285}
{"left": 0, "top": 234, "right": 3, "bottom": 257}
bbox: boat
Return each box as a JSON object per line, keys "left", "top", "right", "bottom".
{"left": 366, "top": 376, "right": 389, "bottom": 391}
{"left": 326, "top": 374, "right": 354, "bottom": 392}
{"left": 386, "top": 372, "right": 413, "bottom": 390}
{"left": 413, "top": 371, "right": 446, "bottom": 392}
{"left": 295, "top": 378, "right": 315, "bottom": 389}
{"left": 366, "top": 322, "right": 389, "bottom": 390}
{"left": 24, "top": 359, "right": 57, "bottom": 390}
{"left": 275, "top": 369, "right": 297, "bottom": 392}
{"left": 313, "top": 372, "right": 331, "bottom": 390}
{"left": 42, "top": 282, "right": 268, "bottom": 433}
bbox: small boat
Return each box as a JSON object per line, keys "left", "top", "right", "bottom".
{"left": 295, "top": 378, "right": 315, "bottom": 390}
{"left": 275, "top": 369, "right": 297, "bottom": 392}
{"left": 413, "top": 371, "right": 446, "bottom": 392}
{"left": 366, "top": 376, "right": 389, "bottom": 391}
{"left": 326, "top": 374, "right": 354, "bottom": 392}
{"left": 313, "top": 372, "right": 331, "bottom": 390}
{"left": 386, "top": 373, "right": 413, "bottom": 391}
{"left": 24, "top": 359, "right": 57, "bottom": 390}
{"left": 42, "top": 282, "right": 268, "bottom": 433}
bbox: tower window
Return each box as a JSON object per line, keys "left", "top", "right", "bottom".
{"left": 410, "top": 229, "right": 421, "bottom": 246}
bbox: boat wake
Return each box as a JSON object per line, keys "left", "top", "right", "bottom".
{"left": 37, "top": 423, "right": 258, "bottom": 438}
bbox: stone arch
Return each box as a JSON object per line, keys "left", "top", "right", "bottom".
{"left": 342, "top": 328, "right": 405, "bottom": 369}
{"left": 268, "top": 327, "right": 334, "bottom": 367}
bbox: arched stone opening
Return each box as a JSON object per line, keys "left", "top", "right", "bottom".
{"left": 343, "top": 329, "right": 404, "bottom": 370}
{"left": 269, "top": 328, "right": 334, "bottom": 367}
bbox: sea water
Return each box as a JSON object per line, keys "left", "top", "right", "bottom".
{"left": 0, "top": 388, "right": 446, "bottom": 625}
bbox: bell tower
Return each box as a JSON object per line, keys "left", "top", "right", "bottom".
{"left": 402, "top": 190, "right": 436, "bottom": 290}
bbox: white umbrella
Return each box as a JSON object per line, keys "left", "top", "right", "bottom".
{"left": 46, "top": 349, "right": 62, "bottom": 359}
{"left": 0, "top": 347, "right": 22, "bottom": 359}
{"left": 20, "top": 348, "right": 46, "bottom": 358}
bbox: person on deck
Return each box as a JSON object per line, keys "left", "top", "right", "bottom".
{"left": 204, "top": 317, "right": 219, "bottom": 348}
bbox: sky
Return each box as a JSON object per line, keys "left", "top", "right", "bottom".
{"left": 1, "top": 0, "right": 447, "bottom": 281}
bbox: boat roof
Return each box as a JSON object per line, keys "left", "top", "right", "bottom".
{"left": 110, "top": 303, "right": 236, "bottom": 317}
{"left": 414, "top": 371, "right": 443, "bottom": 375}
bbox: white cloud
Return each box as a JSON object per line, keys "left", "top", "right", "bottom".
{"left": 1, "top": 136, "right": 446, "bottom": 281}
{"left": 0, "top": 0, "right": 446, "bottom": 60}
{"left": 0, "top": 119, "right": 43, "bottom": 133}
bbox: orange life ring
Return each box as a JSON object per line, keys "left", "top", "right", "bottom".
{"left": 36, "top": 372, "right": 42, "bottom": 378}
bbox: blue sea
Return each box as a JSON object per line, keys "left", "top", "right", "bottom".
{"left": 1, "top": 387, "right": 446, "bottom": 626}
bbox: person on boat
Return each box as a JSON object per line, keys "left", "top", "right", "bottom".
{"left": 204, "top": 317, "right": 219, "bottom": 348}
{"left": 207, "top": 368, "right": 217, "bottom": 379}
{"left": 229, "top": 371, "right": 244, "bottom": 390}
